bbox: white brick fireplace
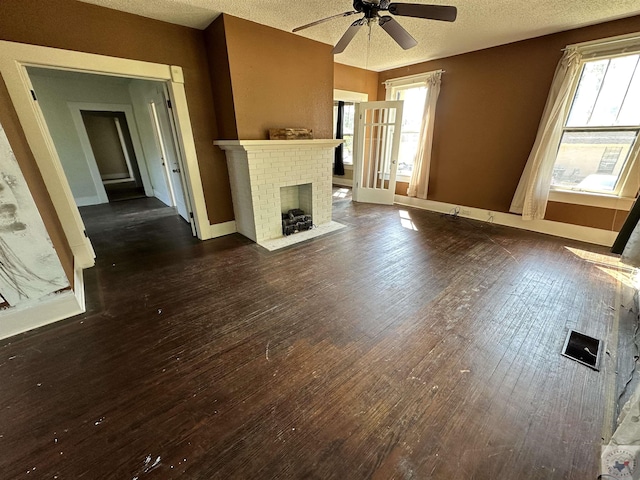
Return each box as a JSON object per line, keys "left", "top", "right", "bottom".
{"left": 214, "top": 140, "right": 343, "bottom": 249}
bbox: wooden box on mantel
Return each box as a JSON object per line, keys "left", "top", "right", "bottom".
{"left": 268, "top": 128, "right": 313, "bottom": 140}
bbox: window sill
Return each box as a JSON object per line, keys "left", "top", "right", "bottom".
{"left": 548, "top": 189, "right": 635, "bottom": 211}
{"left": 332, "top": 163, "right": 353, "bottom": 171}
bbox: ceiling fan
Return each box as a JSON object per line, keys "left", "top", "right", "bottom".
{"left": 293, "top": 0, "right": 457, "bottom": 54}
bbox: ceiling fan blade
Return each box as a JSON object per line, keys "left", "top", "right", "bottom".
{"left": 332, "top": 18, "right": 366, "bottom": 54}
{"left": 293, "top": 11, "right": 359, "bottom": 32}
{"left": 388, "top": 3, "right": 457, "bottom": 22}
{"left": 378, "top": 16, "right": 417, "bottom": 50}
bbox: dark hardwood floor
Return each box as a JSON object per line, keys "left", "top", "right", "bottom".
{"left": 0, "top": 190, "right": 633, "bottom": 479}
{"left": 104, "top": 181, "right": 147, "bottom": 202}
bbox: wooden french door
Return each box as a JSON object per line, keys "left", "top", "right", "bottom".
{"left": 352, "top": 101, "right": 403, "bottom": 205}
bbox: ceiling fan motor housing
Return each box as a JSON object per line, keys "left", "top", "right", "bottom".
{"left": 353, "top": 0, "right": 384, "bottom": 18}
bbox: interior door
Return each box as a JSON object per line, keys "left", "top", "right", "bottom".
{"left": 149, "top": 100, "right": 190, "bottom": 222}
{"left": 352, "top": 100, "right": 403, "bottom": 205}
{"left": 162, "top": 89, "right": 196, "bottom": 228}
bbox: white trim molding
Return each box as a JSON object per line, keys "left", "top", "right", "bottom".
{"left": 73, "top": 263, "right": 86, "bottom": 313}
{"left": 567, "top": 31, "right": 640, "bottom": 59}
{"left": 395, "top": 195, "right": 619, "bottom": 247}
{"left": 383, "top": 70, "right": 443, "bottom": 90}
{"left": 215, "top": 139, "right": 343, "bottom": 151}
{"left": 74, "top": 195, "right": 103, "bottom": 207}
{"left": 332, "top": 163, "right": 354, "bottom": 186}
{"left": 165, "top": 79, "right": 210, "bottom": 239}
{"left": 332, "top": 177, "right": 353, "bottom": 187}
{"left": 69, "top": 105, "right": 108, "bottom": 204}
{"left": 548, "top": 190, "right": 635, "bottom": 211}
{"left": 207, "top": 220, "right": 237, "bottom": 239}
{"left": 334, "top": 89, "right": 368, "bottom": 102}
{"left": 0, "top": 263, "right": 85, "bottom": 340}
{"left": 0, "top": 291, "right": 83, "bottom": 340}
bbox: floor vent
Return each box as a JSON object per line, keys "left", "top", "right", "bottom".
{"left": 562, "top": 330, "right": 602, "bottom": 371}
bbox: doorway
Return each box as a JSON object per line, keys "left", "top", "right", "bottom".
{"left": 25, "top": 66, "right": 194, "bottom": 230}
{"left": 0, "top": 40, "right": 213, "bottom": 332}
{"left": 148, "top": 98, "right": 189, "bottom": 221}
{"left": 81, "top": 110, "right": 146, "bottom": 202}
{"left": 333, "top": 89, "right": 369, "bottom": 189}
{"left": 0, "top": 40, "right": 211, "bottom": 274}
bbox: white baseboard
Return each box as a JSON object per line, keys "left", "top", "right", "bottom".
{"left": 102, "top": 175, "right": 133, "bottom": 183}
{"left": 75, "top": 195, "right": 104, "bottom": 207}
{"left": 74, "top": 263, "right": 86, "bottom": 312}
{"left": 332, "top": 177, "right": 353, "bottom": 187}
{"left": 0, "top": 263, "right": 86, "bottom": 340}
{"left": 394, "top": 195, "right": 619, "bottom": 247}
{"left": 0, "top": 290, "right": 84, "bottom": 341}
{"left": 205, "top": 220, "right": 237, "bottom": 240}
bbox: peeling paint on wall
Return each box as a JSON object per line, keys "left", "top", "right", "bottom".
{"left": 0, "top": 121, "right": 68, "bottom": 309}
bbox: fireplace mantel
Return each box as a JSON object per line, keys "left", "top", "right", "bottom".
{"left": 215, "top": 139, "right": 342, "bottom": 152}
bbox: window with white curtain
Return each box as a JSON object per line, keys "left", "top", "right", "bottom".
{"left": 390, "top": 85, "right": 428, "bottom": 177}
{"left": 552, "top": 53, "right": 640, "bottom": 196}
{"left": 385, "top": 75, "right": 431, "bottom": 179}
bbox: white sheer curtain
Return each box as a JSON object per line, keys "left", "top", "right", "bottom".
{"left": 407, "top": 71, "right": 442, "bottom": 199}
{"left": 509, "top": 48, "right": 582, "bottom": 219}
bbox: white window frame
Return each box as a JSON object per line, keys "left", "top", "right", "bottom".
{"left": 384, "top": 72, "right": 431, "bottom": 183}
{"left": 549, "top": 33, "right": 640, "bottom": 212}
{"left": 333, "top": 101, "right": 355, "bottom": 165}
{"left": 333, "top": 89, "right": 367, "bottom": 171}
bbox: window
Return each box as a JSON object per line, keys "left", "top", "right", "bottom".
{"left": 391, "top": 86, "right": 428, "bottom": 177}
{"left": 333, "top": 101, "right": 355, "bottom": 164}
{"left": 385, "top": 75, "right": 431, "bottom": 179}
{"left": 552, "top": 53, "right": 640, "bottom": 195}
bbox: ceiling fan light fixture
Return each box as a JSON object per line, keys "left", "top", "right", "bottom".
{"left": 293, "top": 0, "right": 457, "bottom": 54}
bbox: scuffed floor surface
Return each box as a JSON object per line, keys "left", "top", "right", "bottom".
{"left": 0, "top": 194, "right": 630, "bottom": 479}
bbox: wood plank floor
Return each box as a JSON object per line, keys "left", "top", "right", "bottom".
{"left": 0, "top": 190, "right": 632, "bottom": 479}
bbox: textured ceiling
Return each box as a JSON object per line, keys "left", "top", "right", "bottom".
{"left": 76, "top": 0, "right": 640, "bottom": 71}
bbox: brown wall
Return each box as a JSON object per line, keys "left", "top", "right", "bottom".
{"left": 204, "top": 16, "right": 238, "bottom": 140}
{"left": 545, "top": 202, "right": 628, "bottom": 231}
{"left": 378, "top": 15, "right": 640, "bottom": 231}
{"left": 334, "top": 63, "right": 379, "bottom": 101}
{"left": 0, "top": 0, "right": 235, "bottom": 238}
{"left": 211, "top": 14, "right": 334, "bottom": 140}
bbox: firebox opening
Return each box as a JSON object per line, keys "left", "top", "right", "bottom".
{"left": 280, "top": 184, "right": 313, "bottom": 236}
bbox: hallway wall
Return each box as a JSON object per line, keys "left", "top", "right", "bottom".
{"left": 28, "top": 69, "right": 141, "bottom": 206}
{"left": 128, "top": 80, "right": 174, "bottom": 208}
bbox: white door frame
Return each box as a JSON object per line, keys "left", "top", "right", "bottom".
{"left": 0, "top": 40, "right": 211, "bottom": 269}
{"left": 161, "top": 85, "right": 195, "bottom": 226}
{"left": 149, "top": 100, "right": 179, "bottom": 210}
{"left": 68, "top": 102, "right": 154, "bottom": 204}
{"left": 109, "top": 116, "right": 137, "bottom": 183}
